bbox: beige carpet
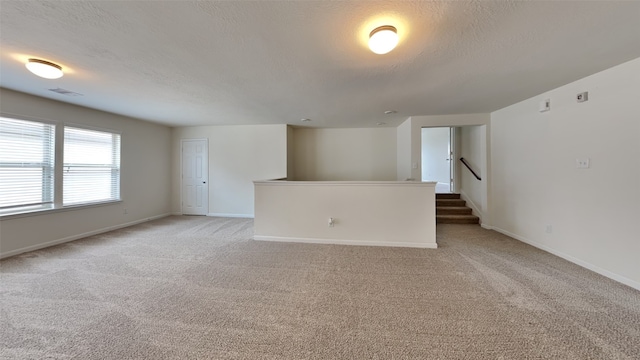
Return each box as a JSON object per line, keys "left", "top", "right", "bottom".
{"left": 1, "top": 216, "right": 639, "bottom": 359}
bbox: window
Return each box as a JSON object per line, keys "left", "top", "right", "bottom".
{"left": 0, "top": 117, "right": 122, "bottom": 217}
{"left": 0, "top": 117, "right": 55, "bottom": 211}
{"left": 63, "top": 126, "right": 121, "bottom": 205}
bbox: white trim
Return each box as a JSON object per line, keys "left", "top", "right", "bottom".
{"left": 171, "top": 212, "right": 182, "bottom": 216}
{"left": 64, "top": 122, "right": 121, "bottom": 135}
{"left": 253, "top": 235, "right": 437, "bottom": 249}
{"left": 254, "top": 180, "right": 437, "bottom": 187}
{"left": 208, "top": 213, "right": 254, "bottom": 219}
{"left": 0, "top": 111, "right": 59, "bottom": 126}
{"left": 490, "top": 226, "right": 640, "bottom": 291}
{"left": 449, "top": 126, "right": 456, "bottom": 193}
{"left": 0, "top": 213, "right": 171, "bottom": 259}
{"left": 0, "top": 200, "right": 123, "bottom": 220}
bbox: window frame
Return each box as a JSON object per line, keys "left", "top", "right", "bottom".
{"left": 0, "top": 114, "right": 122, "bottom": 219}
{"left": 0, "top": 114, "right": 56, "bottom": 213}
{"left": 63, "top": 124, "right": 122, "bottom": 206}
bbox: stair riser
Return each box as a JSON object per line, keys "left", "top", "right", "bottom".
{"left": 436, "top": 217, "right": 479, "bottom": 224}
{"left": 436, "top": 200, "right": 466, "bottom": 207}
{"left": 437, "top": 208, "right": 472, "bottom": 215}
{"left": 435, "top": 193, "right": 461, "bottom": 200}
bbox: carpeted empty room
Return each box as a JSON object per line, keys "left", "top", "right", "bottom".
{"left": 1, "top": 216, "right": 639, "bottom": 359}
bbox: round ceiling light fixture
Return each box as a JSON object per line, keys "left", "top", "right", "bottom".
{"left": 369, "top": 25, "right": 398, "bottom": 54}
{"left": 25, "top": 58, "right": 63, "bottom": 79}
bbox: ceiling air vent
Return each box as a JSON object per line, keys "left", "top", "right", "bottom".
{"left": 48, "top": 88, "right": 83, "bottom": 96}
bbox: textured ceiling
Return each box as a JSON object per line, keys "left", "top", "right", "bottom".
{"left": 1, "top": 1, "right": 639, "bottom": 128}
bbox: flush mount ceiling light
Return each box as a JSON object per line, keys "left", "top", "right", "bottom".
{"left": 25, "top": 58, "right": 63, "bottom": 79}
{"left": 369, "top": 25, "right": 398, "bottom": 54}
{"left": 301, "top": 118, "right": 312, "bottom": 122}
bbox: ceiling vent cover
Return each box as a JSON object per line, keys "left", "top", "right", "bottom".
{"left": 48, "top": 88, "right": 83, "bottom": 96}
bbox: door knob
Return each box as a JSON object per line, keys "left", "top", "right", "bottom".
{"left": 202, "top": 181, "right": 206, "bottom": 184}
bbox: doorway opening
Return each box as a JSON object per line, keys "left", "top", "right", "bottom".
{"left": 421, "top": 127, "right": 454, "bottom": 193}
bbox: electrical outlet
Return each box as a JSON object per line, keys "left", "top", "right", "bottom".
{"left": 545, "top": 225, "right": 553, "bottom": 234}
{"left": 576, "top": 158, "right": 590, "bottom": 169}
{"left": 123, "top": 208, "right": 128, "bottom": 215}
{"left": 328, "top": 217, "right": 335, "bottom": 227}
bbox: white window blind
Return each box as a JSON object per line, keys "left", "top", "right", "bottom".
{"left": 63, "top": 126, "right": 120, "bottom": 206}
{"left": 0, "top": 117, "right": 55, "bottom": 210}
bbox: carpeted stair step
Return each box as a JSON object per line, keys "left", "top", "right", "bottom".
{"left": 436, "top": 214, "right": 480, "bottom": 224}
{"left": 434, "top": 193, "right": 479, "bottom": 225}
{"left": 435, "top": 193, "right": 461, "bottom": 199}
{"left": 437, "top": 206, "right": 472, "bottom": 215}
{"left": 436, "top": 199, "right": 466, "bottom": 207}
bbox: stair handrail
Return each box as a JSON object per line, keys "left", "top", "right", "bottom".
{"left": 459, "top": 157, "right": 481, "bottom": 181}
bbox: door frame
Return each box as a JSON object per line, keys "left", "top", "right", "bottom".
{"left": 180, "top": 138, "right": 209, "bottom": 215}
{"left": 420, "top": 126, "right": 457, "bottom": 193}
{"left": 449, "top": 127, "right": 457, "bottom": 193}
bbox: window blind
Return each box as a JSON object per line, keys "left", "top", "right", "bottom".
{"left": 0, "top": 117, "right": 55, "bottom": 210}
{"left": 63, "top": 126, "right": 120, "bottom": 206}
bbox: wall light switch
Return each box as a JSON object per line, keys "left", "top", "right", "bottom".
{"left": 576, "top": 158, "right": 590, "bottom": 169}
{"left": 539, "top": 99, "right": 551, "bottom": 112}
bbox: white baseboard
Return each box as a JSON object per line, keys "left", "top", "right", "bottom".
{"left": 171, "top": 212, "right": 253, "bottom": 218}
{"left": 253, "top": 235, "right": 437, "bottom": 249}
{"left": 208, "top": 213, "right": 254, "bottom": 219}
{"left": 490, "top": 226, "right": 640, "bottom": 291}
{"left": 0, "top": 213, "right": 171, "bottom": 260}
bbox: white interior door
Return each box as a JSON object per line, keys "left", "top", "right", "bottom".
{"left": 182, "top": 139, "right": 208, "bottom": 215}
{"left": 421, "top": 127, "right": 452, "bottom": 192}
{"left": 449, "top": 127, "right": 455, "bottom": 193}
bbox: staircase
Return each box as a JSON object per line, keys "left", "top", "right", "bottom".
{"left": 436, "top": 193, "right": 479, "bottom": 224}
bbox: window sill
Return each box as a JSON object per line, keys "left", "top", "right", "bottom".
{"left": 0, "top": 200, "right": 122, "bottom": 220}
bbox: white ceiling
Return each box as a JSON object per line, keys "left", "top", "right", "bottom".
{"left": 1, "top": 1, "right": 639, "bottom": 128}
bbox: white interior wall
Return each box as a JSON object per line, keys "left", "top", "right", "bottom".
{"left": 0, "top": 89, "right": 172, "bottom": 257}
{"left": 421, "top": 127, "right": 451, "bottom": 183}
{"left": 171, "top": 124, "right": 287, "bottom": 217}
{"left": 254, "top": 181, "right": 437, "bottom": 248}
{"left": 396, "top": 118, "right": 412, "bottom": 180}
{"left": 459, "top": 126, "right": 486, "bottom": 219}
{"left": 291, "top": 127, "right": 396, "bottom": 181}
{"left": 453, "top": 127, "right": 462, "bottom": 193}
{"left": 490, "top": 57, "right": 640, "bottom": 289}
{"left": 287, "top": 125, "right": 294, "bottom": 179}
